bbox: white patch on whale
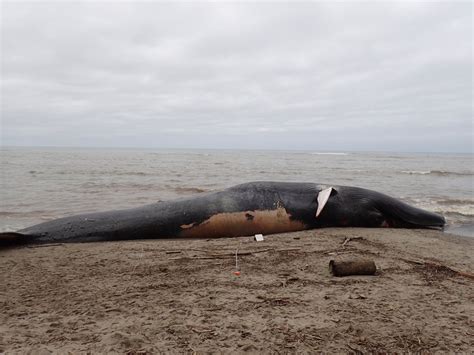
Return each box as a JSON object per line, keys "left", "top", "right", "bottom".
{"left": 316, "top": 187, "right": 334, "bottom": 217}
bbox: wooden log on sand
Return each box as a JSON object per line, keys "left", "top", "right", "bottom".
{"left": 329, "top": 259, "right": 377, "bottom": 277}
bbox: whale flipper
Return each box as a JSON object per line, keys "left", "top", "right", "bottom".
{"left": 316, "top": 186, "right": 336, "bottom": 217}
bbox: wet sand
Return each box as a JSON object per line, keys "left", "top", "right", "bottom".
{"left": 1, "top": 228, "right": 473, "bottom": 353}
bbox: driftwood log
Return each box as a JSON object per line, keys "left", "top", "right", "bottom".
{"left": 329, "top": 259, "right": 377, "bottom": 277}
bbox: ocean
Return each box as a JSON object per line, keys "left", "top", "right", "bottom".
{"left": 1, "top": 147, "right": 473, "bottom": 237}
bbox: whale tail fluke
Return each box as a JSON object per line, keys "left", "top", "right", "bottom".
{"left": 0, "top": 232, "right": 32, "bottom": 248}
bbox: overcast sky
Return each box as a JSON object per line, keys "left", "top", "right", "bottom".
{"left": 1, "top": 1, "right": 472, "bottom": 152}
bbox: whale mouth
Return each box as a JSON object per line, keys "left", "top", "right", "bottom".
{"left": 392, "top": 209, "right": 446, "bottom": 229}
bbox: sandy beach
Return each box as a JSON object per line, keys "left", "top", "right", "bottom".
{"left": 1, "top": 228, "right": 473, "bottom": 353}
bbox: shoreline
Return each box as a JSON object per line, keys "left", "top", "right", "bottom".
{"left": 444, "top": 224, "right": 474, "bottom": 238}
{"left": 1, "top": 228, "right": 473, "bottom": 353}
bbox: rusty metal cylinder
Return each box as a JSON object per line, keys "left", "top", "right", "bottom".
{"left": 329, "top": 259, "right": 376, "bottom": 277}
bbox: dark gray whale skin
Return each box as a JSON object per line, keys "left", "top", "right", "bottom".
{"left": 0, "top": 181, "right": 445, "bottom": 247}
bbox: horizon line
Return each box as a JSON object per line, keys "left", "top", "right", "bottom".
{"left": 1, "top": 144, "right": 472, "bottom": 155}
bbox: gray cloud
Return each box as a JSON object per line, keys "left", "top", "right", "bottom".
{"left": 1, "top": 1, "right": 472, "bottom": 152}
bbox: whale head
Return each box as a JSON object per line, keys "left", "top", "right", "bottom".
{"left": 316, "top": 186, "right": 446, "bottom": 229}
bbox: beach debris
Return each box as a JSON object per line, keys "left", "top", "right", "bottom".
{"left": 169, "top": 248, "right": 275, "bottom": 260}
{"left": 341, "top": 236, "right": 363, "bottom": 247}
{"left": 26, "top": 243, "right": 64, "bottom": 248}
{"left": 190, "top": 327, "right": 215, "bottom": 335}
{"left": 403, "top": 259, "right": 474, "bottom": 280}
{"left": 329, "top": 259, "right": 377, "bottom": 277}
{"left": 256, "top": 295, "right": 292, "bottom": 306}
{"left": 349, "top": 293, "right": 367, "bottom": 300}
{"left": 254, "top": 233, "right": 264, "bottom": 242}
{"left": 234, "top": 243, "right": 241, "bottom": 276}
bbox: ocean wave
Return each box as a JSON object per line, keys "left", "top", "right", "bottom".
{"left": 57, "top": 170, "right": 152, "bottom": 176}
{"left": 424, "top": 205, "right": 474, "bottom": 217}
{"left": 173, "top": 187, "right": 208, "bottom": 194}
{"left": 80, "top": 182, "right": 161, "bottom": 190}
{"left": 0, "top": 210, "right": 51, "bottom": 218}
{"left": 443, "top": 211, "right": 474, "bottom": 218}
{"left": 438, "top": 207, "right": 474, "bottom": 217}
{"left": 401, "top": 170, "right": 430, "bottom": 175}
{"left": 406, "top": 198, "right": 474, "bottom": 218}
{"left": 437, "top": 198, "right": 473, "bottom": 206}
{"left": 401, "top": 170, "right": 473, "bottom": 177}
{"left": 431, "top": 170, "right": 473, "bottom": 177}
{"left": 310, "top": 152, "right": 348, "bottom": 156}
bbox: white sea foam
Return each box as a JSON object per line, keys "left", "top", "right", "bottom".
{"left": 401, "top": 170, "right": 473, "bottom": 176}
{"left": 401, "top": 170, "right": 431, "bottom": 175}
{"left": 438, "top": 206, "right": 474, "bottom": 216}
{"left": 409, "top": 198, "right": 474, "bottom": 217}
{"left": 311, "top": 152, "right": 348, "bottom": 156}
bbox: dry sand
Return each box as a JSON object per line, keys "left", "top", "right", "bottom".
{"left": 1, "top": 228, "right": 473, "bottom": 353}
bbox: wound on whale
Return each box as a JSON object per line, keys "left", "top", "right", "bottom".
{"left": 0, "top": 181, "right": 446, "bottom": 247}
